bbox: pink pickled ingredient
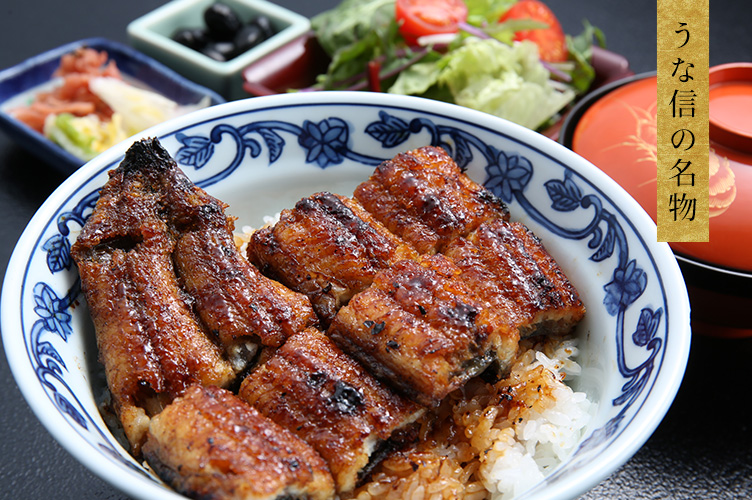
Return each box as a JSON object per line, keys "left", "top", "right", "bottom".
{"left": 11, "top": 47, "right": 122, "bottom": 133}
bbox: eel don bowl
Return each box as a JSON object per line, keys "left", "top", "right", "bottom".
{"left": 1, "top": 92, "right": 690, "bottom": 500}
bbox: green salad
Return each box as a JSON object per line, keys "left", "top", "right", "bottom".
{"left": 308, "top": 0, "right": 604, "bottom": 131}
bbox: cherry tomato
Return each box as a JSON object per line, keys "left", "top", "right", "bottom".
{"left": 499, "top": 0, "right": 568, "bottom": 62}
{"left": 395, "top": 0, "right": 468, "bottom": 46}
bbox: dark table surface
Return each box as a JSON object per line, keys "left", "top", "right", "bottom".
{"left": 1, "top": 1, "right": 751, "bottom": 499}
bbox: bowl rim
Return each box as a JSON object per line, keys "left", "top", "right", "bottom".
{"left": 1, "top": 91, "right": 692, "bottom": 500}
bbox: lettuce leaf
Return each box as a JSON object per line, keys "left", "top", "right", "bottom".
{"left": 311, "top": 0, "right": 397, "bottom": 56}
{"left": 311, "top": 0, "right": 410, "bottom": 90}
{"left": 566, "top": 19, "right": 605, "bottom": 93}
{"left": 390, "top": 38, "right": 574, "bottom": 130}
{"left": 464, "top": 0, "right": 517, "bottom": 26}
{"left": 311, "top": 0, "right": 600, "bottom": 130}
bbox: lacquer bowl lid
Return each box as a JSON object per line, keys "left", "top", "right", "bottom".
{"left": 561, "top": 64, "right": 752, "bottom": 337}
{"left": 563, "top": 66, "right": 752, "bottom": 274}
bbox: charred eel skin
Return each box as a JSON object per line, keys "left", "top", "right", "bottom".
{"left": 71, "top": 138, "right": 316, "bottom": 454}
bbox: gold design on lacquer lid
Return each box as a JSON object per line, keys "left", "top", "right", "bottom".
{"left": 708, "top": 148, "right": 736, "bottom": 218}
{"left": 619, "top": 102, "right": 657, "bottom": 166}
{"left": 612, "top": 101, "right": 736, "bottom": 219}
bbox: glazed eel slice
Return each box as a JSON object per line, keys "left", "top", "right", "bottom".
{"left": 248, "top": 192, "right": 418, "bottom": 327}
{"left": 444, "top": 219, "right": 586, "bottom": 339}
{"left": 72, "top": 138, "right": 317, "bottom": 453}
{"left": 353, "top": 145, "right": 509, "bottom": 254}
{"left": 166, "top": 156, "right": 318, "bottom": 364}
{"left": 143, "top": 384, "right": 335, "bottom": 500}
{"left": 328, "top": 254, "right": 511, "bottom": 407}
{"left": 239, "top": 327, "right": 424, "bottom": 494}
{"left": 71, "top": 140, "right": 236, "bottom": 454}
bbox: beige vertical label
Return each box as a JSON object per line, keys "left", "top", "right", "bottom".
{"left": 656, "top": 0, "right": 709, "bottom": 242}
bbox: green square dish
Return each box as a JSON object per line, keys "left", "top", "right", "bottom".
{"left": 127, "top": 0, "right": 310, "bottom": 100}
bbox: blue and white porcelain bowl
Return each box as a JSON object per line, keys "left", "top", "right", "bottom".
{"left": 1, "top": 92, "right": 691, "bottom": 500}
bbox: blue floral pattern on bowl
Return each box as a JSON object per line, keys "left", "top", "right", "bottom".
{"left": 3, "top": 93, "right": 690, "bottom": 500}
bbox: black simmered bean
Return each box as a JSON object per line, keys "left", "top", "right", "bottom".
{"left": 250, "top": 15, "right": 274, "bottom": 38}
{"left": 201, "top": 40, "right": 236, "bottom": 62}
{"left": 171, "top": 3, "right": 278, "bottom": 61}
{"left": 233, "top": 23, "right": 264, "bottom": 53}
{"left": 172, "top": 28, "right": 208, "bottom": 51}
{"left": 203, "top": 2, "right": 242, "bottom": 40}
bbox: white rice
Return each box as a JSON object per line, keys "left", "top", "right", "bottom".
{"left": 339, "top": 337, "right": 593, "bottom": 500}
{"left": 480, "top": 342, "right": 592, "bottom": 499}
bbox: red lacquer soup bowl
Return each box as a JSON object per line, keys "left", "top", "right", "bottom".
{"left": 561, "top": 64, "right": 752, "bottom": 337}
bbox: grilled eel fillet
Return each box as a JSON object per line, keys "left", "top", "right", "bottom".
{"left": 444, "top": 219, "right": 586, "bottom": 338}
{"left": 170, "top": 181, "right": 318, "bottom": 362}
{"left": 328, "top": 254, "right": 512, "bottom": 407}
{"left": 71, "top": 138, "right": 316, "bottom": 453}
{"left": 71, "top": 140, "right": 235, "bottom": 454}
{"left": 248, "top": 192, "right": 418, "bottom": 326}
{"left": 143, "top": 384, "right": 335, "bottom": 500}
{"left": 353, "top": 145, "right": 509, "bottom": 254}
{"left": 239, "top": 328, "right": 424, "bottom": 494}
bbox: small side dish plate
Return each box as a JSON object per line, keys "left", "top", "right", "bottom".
{"left": 127, "top": 0, "right": 311, "bottom": 100}
{"left": 241, "top": 35, "right": 633, "bottom": 142}
{"left": 0, "top": 37, "right": 225, "bottom": 174}
{"left": 241, "top": 37, "right": 632, "bottom": 99}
